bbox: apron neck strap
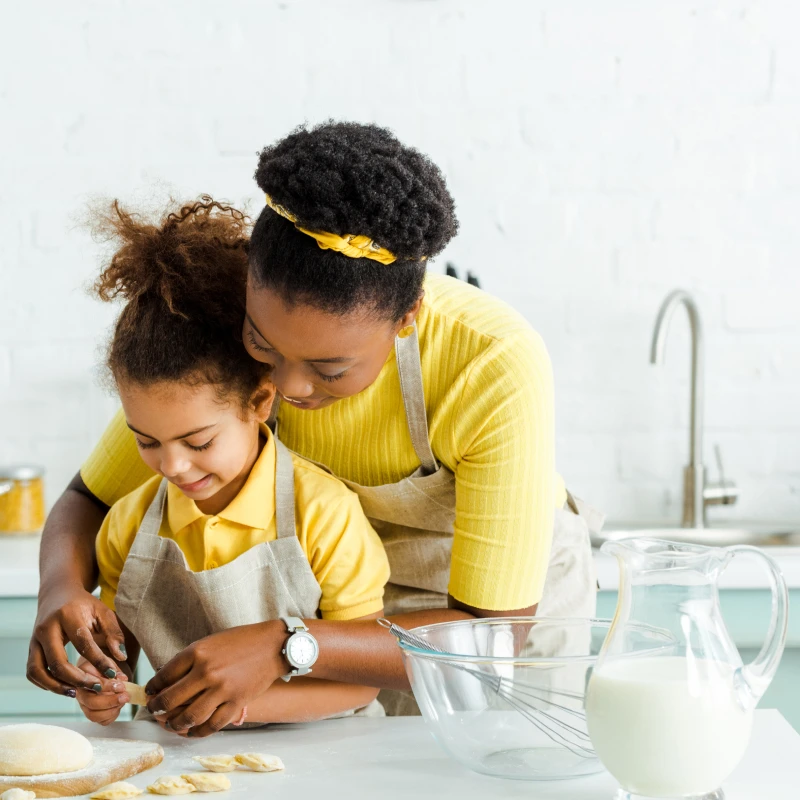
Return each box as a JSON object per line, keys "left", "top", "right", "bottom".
{"left": 273, "top": 436, "right": 297, "bottom": 540}
{"left": 395, "top": 324, "right": 438, "bottom": 474}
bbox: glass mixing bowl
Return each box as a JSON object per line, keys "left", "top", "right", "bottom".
{"left": 397, "top": 617, "right": 673, "bottom": 781}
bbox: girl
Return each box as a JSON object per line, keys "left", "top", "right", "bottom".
{"left": 32, "top": 122, "right": 598, "bottom": 732}
{"left": 75, "top": 198, "right": 388, "bottom": 730}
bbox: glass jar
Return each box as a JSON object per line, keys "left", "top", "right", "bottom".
{"left": 0, "top": 465, "right": 46, "bottom": 534}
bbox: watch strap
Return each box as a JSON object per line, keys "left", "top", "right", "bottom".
{"left": 281, "top": 615, "right": 308, "bottom": 633}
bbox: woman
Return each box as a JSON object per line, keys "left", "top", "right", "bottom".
{"left": 28, "top": 121, "right": 598, "bottom": 735}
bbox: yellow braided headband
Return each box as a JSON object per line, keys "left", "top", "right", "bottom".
{"left": 265, "top": 193, "right": 399, "bottom": 266}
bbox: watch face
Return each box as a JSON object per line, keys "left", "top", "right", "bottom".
{"left": 288, "top": 633, "right": 317, "bottom": 666}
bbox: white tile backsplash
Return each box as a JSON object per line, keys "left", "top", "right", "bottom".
{"left": 0, "top": 0, "right": 798, "bottom": 520}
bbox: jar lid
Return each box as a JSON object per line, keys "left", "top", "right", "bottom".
{"left": 0, "top": 465, "right": 45, "bottom": 480}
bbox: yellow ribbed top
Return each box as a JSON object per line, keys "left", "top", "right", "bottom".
{"left": 82, "top": 274, "right": 564, "bottom": 611}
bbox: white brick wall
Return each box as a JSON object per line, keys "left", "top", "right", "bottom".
{"left": 1, "top": 0, "right": 798, "bottom": 523}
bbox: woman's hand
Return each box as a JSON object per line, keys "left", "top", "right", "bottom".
{"left": 75, "top": 658, "right": 130, "bottom": 725}
{"left": 27, "top": 586, "right": 128, "bottom": 696}
{"left": 145, "top": 621, "right": 287, "bottom": 738}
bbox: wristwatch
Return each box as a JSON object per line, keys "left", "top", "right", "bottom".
{"left": 280, "top": 616, "right": 319, "bottom": 682}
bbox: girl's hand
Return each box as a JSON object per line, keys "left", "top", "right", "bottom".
{"left": 75, "top": 659, "right": 129, "bottom": 725}
{"left": 145, "top": 622, "right": 286, "bottom": 737}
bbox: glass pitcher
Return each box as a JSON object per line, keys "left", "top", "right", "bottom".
{"left": 586, "top": 538, "right": 788, "bottom": 800}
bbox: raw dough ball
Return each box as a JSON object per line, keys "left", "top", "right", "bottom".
{"left": 234, "top": 753, "right": 284, "bottom": 772}
{"left": 90, "top": 781, "right": 143, "bottom": 800}
{"left": 190, "top": 756, "right": 237, "bottom": 773}
{"left": 181, "top": 774, "right": 230, "bottom": 793}
{"left": 2, "top": 790, "right": 36, "bottom": 800}
{"left": 0, "top": 724, "right": 93, "bottom": 776}
{"left": 147, "top": 777, "right": 195, "bottom": 796}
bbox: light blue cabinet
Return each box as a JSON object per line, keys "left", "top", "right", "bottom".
{"left": 0, "top": 598, "right": 80, "bottom": 716}
{"left": 597, "top": 590, "right": 800, "bottom": 731}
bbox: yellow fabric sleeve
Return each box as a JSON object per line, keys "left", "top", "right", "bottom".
{"left": 81, "top": 407, "right": 155, "bottom": 506}
{"left": 96, "top": 477, "right": 160, "bottom": 611}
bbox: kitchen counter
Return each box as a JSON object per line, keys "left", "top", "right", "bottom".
{"left": 2, "top": 713, "right": 798, "bottom": 799}
{"left": 5, "top": 533, "right": 800, "bottom": 597}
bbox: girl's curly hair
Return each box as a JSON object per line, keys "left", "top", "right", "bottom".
{"left": 92, "top": 196, "right": 268, "bottom": 404}
{"left": 250, "top": 121, "right": 459, "bottom": 321}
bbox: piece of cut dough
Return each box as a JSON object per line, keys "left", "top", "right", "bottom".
{"left": 146, "top": 777, "right": 195, "bottom": 796}
{"left": 190, "top": 756, "right": 237, "bottom": 773}
{"left": 90, "top": 781, "right": 143, "bottom": 800}
{"left": 180, "top": 774, "right": 230, "bottom": 793}
{"left": 124, "top": 683, "right": 149, "bottom": 707}
{"left": 0, "top": 724, "right": 93, "bottom": 776}
{"left": 234, "top": 753, "right": 284, "bottom": 772}
{"left": 1, "top": 789, "right": 36, "bottom": 800}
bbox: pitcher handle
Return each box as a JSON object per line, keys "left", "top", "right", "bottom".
{"left": 726, "top": 545, "right": 789, "bottom": 703}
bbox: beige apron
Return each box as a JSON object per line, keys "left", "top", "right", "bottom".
{"left": 276, "top": 325, "right": 601, "bottom": 715}
{"left": 115, "top": 437, "right": 383, "bottom": 723}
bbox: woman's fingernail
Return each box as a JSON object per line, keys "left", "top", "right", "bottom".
{"left": 118, "top": 694, "right": 128, "bottom": 706}
{"left": 119, "top": 644, "right": 128, "bottom": 657}
{"left": 64, "top": 688, "right": 77, "bottom": 698}
{"left": 112, "top": 682, "right": 124, "bottom": 692}
{"left": 104, "top": 668, "right": 117, "bottom": 679}
{"left": 92, "top": 683, "right": 102, "bottom": 693}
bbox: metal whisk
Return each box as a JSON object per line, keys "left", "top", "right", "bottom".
{"left": 378, "top": 618, "right": 595, "bottom": 758}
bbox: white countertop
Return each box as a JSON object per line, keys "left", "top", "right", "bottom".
{"left": 3, "top": 533, "right": 800, "bottom": 597}
{"left": 2, "top": 713, "right": 798, "bottom": 799}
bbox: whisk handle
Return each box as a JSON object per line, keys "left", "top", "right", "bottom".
{"left": 377, "top": 618, "right": 444, "bottom": 653}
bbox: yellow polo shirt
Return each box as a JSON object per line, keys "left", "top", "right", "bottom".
{"left": 96, "top": 426, "right": 389, "bottom": 621}
{"left": 85, "top": 274, "right": 565, "bottom": 611}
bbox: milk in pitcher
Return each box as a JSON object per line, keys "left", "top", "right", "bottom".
{"left": 585, "top": 656, "right": 753, "bottom": 797}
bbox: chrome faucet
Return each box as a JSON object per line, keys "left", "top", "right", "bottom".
{"left": 650, "top": 290, "right": 738, "bottom": 527}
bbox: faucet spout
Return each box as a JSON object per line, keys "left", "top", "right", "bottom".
{"left": 650, "top": 290, "right": 705, "bottom": 527}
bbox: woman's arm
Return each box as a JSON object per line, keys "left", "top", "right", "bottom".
{"left": 27, "top": 472, "right": 128, "bottom": 696}
{"left": 246, "top": 677, "right": 378, "bottom": 724}
{"left": 145, "top": 601, "right": 536, "bottom": 737}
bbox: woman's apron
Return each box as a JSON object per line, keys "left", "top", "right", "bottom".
{"left": 276, "top": 325, "right": 602, "bottom": 716}
{"left": 114, "top": 437, "right": 381, "bottom": 722}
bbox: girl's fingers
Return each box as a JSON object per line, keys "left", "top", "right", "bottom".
{"left": 78, "top": 690, "right": 129, "bottom": 712}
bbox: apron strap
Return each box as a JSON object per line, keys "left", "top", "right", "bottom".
{"left": 273, "top": 436, "right": 297, "bottom": 540}
{"left": 128, "top": 478, "right": 169, "bottom": 558}
{"left": 395, "top": 325, "right": 438, "bottom": 475}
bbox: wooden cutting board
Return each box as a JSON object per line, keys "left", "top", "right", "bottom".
{"left": 0, "top": 737, "right": 163, "bottom": 798}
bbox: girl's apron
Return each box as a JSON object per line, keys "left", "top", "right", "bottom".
{"left": 276, "top": 324, "right": 601, "bottom": 716}
{"left": 114, "top": 437, "right": 382, "bottom": 722}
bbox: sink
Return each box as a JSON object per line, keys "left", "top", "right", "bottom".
{"left": 593, "top": 522, "right": 800, "bottom": 549}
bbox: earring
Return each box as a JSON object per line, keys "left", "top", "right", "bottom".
{"left": 398, "top": 325, "right": 415, "bottom": 339}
